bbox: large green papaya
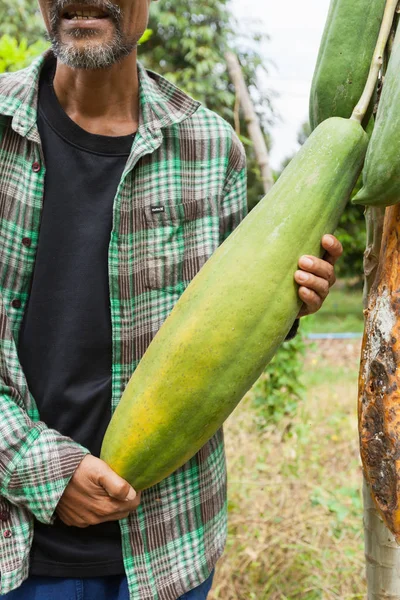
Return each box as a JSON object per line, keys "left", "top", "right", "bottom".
{"left": 353, "top": 24, "right": 400, "bottom": 207}
{"left": 309, "top": 0, "right": 386, "bottom": 131}
{"left": 100, "top": 117, "right": 368, "bottom": 491}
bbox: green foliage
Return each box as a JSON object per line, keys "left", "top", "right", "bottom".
{"left": 0, "top": 0, "right": 47, "bottom": 73}
{"left": 222, "top": 345, "right": 364, "bottom": 598}
{"left": 252, "top": 332, "right": 306, "bottom": 426}
{"left": 0, "top": 1, "right": 45, "bottom": 44}
{"left": 0, "top": 35, "right": 48, "bottom": 73}
{"left": 1, "top": 0, "right": 273, "bottom": 128}
{"left": 139, "top": 29, "right": 153, "bottom": 45}
{"left": 246, "top": 151, "right": 268, "bottom": 211}
{"left": 1, "top": 1, "right": 273, "bottom": 210}
{"left": 140, "top": 0, "right": 273, "bottom": 210}
{"left": 141, "top": 0, "right": 271, "bottom": 122}
{"left": 310, "top": 485, "right": 362, "bottom": 538}
{"left": 301, "top": 283, "right": 364, "bottom": 334}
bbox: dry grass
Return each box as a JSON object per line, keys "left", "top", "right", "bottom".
{"left": 210, "top": 340, "right": 365, "bottom": 600}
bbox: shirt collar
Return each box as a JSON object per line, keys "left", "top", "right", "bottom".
{"left": 0, "top": 49, "right": 201, "bottom": 142}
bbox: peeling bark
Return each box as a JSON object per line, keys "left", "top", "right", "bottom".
{"left": 360, "top": 204, "right": 400, "bottom": 541}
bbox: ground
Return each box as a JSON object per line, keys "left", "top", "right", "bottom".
{"left": 210, "top": 336, "right": 366, "bottom": 600}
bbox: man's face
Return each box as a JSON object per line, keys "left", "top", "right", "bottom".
{"left": 37, "top": 0, "right": 151, "bottom": 69}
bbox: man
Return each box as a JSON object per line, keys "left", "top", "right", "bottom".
{"left": 0, "top": 0, "right": 342, "bottom": 598}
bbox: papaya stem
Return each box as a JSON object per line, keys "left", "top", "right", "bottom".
{"left": 351, "top": 0, "right": 399, "bottom": 124}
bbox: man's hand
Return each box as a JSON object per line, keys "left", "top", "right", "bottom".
{"left": 56, "top": 455, "right": 141, "bottom": 528}
{"left": 295, "top": 234, "right": 343, "bottom": 317}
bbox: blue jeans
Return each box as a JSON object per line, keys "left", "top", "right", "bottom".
{"left": 1, "top": 571, "right": 214, "bottom": 600}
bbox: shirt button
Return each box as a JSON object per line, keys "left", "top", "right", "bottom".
{"left": 0, "top": 511, "right": 9, "bottom": 521}
{"left": 11, "top": 299, "right": 21, "bottom": 309}
{"left": 32, "top": 162, "right": 41, "bottom": 173}
{"left": 3, "top": 530, "right": 12, "bottom": 538}
{"left": 22, "top": 237, "right": 32, "bottom": 248}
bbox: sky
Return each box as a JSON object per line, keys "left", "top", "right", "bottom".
{"left": 231, "top": 0, "right": 331, "bottom": 170}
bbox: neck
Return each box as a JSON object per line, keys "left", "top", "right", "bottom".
{"left": 52, "top": 50, "right": 140, "bottom": 137}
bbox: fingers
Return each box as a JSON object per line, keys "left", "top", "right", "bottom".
{"left": 297, "top": 286, "right": 323, "bottom": 315}
{"left": 58, "top": 504, "right": 133, "bottom": 528}
{"left": 297, "top": 304, "right": 309, "bottom": 318}
{"left": 56, "top": 455, "right": 141, "bottom": 528}
{"left": 57, "top": 493, "right": 141, "bottom": 528}
{"left": 321, "top": 234, "right": 343, "bottom": 266}
{"left": 294, "top": 266, "right": 331, "bottom": 316}
{"left": 298, "top": 255, "right": 336, "bottom": 287}
{"left": 294, "top": 235, "right": 342, "bottom": 317}
{"left": 90, "top": 494, "right": 141, "bottom": 518}
{"left": 97, "top": 461, "right": 136, "bottom": 502}
{"left": 295, "top": 270, "right": 330, "bottom": 300}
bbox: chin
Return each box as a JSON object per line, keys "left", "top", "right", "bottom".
{"left": 51, "top": 35, "right": 137, "bottom": 70}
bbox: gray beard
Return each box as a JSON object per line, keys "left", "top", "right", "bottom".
{"left": 48, "top": 0, "right": 137, "bottom": 70}
{"left": 49, "top": 30, "right": 137, "bottom": 70}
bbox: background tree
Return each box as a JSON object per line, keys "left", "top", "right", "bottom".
{"left": 0, "top": 35, "right": 47, "bottom": 72}
{"left": 0, "top": 0, "right": 272, "bottom": 209}
{"left": 140, "top": 0, "right": 273, "bottom": 209}
{"left": 0, "top": 0, "right": 44, "bottom": 43}
{"left": 0, "top": 0, "right": 46, "bottom": 72}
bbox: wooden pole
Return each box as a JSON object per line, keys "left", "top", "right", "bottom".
{"left": 225, "top": 51, "right": 274, "bottom": 195}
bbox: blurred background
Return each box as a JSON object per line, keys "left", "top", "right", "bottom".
{"left": 0, "top": 1, "right": 366, "bottom": 598}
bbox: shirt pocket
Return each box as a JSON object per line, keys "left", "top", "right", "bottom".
{"left": 143, "top": 197, "right": 218, "bottom": 291}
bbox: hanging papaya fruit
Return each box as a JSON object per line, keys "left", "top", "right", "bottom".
{"left": 309, "top": 0, "right": 386, "bottom": 131}
{"left": 353, "top": 23, "right": 400, "bottom": 207}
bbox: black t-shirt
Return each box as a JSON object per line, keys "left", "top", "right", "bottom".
{"left": 17, "top": 57, "right": 135, "bottom": 577}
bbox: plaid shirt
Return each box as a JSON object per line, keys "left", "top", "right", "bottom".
{"left": 0, "top": 51, "right": 247, "bottom": 598}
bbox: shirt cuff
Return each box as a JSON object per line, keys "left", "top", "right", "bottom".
{"left": 2, "top": 427, "right": 90, "bottom": 525}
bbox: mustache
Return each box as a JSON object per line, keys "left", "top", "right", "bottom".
{"left": 50, "top": 0, "right": 122, "bottom": 27}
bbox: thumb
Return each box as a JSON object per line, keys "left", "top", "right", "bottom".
{"left": 98, "top": 462, "right": 136, "bottom": 501}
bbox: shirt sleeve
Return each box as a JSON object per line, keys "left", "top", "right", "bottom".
{"left": 219, "top": 130, "right": 248, "bottom": 243}
{"left": 0, "top": 295, "right": 90, "bottom": 525}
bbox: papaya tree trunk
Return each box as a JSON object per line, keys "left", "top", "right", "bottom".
{"left": 225, "top": 51, "right": 274, "bottom": 195}
{"left": 360, "top": 204, "right": 400, "bottom": 598}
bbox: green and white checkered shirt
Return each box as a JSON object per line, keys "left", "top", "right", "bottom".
{"left": 0, "top": 50, "right": 247, "bottom": 598}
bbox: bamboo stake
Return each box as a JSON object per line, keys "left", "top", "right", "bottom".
{"left": 225, "top": 51, "right": 274, "bottom": 195}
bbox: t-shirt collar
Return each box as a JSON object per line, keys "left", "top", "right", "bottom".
{"left": 0, "top": 49, "right": 201, "bottom": 143}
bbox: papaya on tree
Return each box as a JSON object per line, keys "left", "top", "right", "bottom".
{"left": 353, "top": 21, "right": 400, "bottom": 208}
{"left": 309, "top": 0, "right": 386, "bottom": 131}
